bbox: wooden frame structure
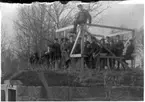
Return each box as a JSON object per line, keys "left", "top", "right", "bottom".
{"left": 56, "top": 23, "right": 135, "bottom": 70}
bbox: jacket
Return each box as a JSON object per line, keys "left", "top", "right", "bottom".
{"left": 76, "top": 9, "right": 92, "bottom": 23}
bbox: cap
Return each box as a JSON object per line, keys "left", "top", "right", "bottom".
{"left": 91, "top": 36, "right": 96, "bottom": 39}
{"left": 101, "top": 37, "right": 105, "bottom": 40}
{"left": 106, "top": 36, "right": 110, "bottom": 39}
{"left": 77, "top": 4, "right": 83, "bottom": 8}
{"left": 54, "top": 38, "right": 58, "bottom": 41}
{"left": 65, "top": 38, "right": 69, "bottom": 41}
{"left": 69, "top": 34, "right": 74, "bottom": 38}
{"left": 84, "top": 35, "right": 88, "bottom": 37}
{"left": 116, "top": 35, "right": 120, "bottom": 38}
{"left": 78, "top": 37, "right": 82, "bottom": 40}
{"left": 129, "top": 39, "right": 133, "bottom": 42}
{"left": 61, "top": 38, "right": 64, "bottom": 41}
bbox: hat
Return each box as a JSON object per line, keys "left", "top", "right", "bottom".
{"left": 129, "top": 39, "right": 133, "bottom": 42}
{"left": 77, "top": 4, "right": 83, "bottom": 8}
{"left": 101, "top": 37, "right": 105, "bottom": 41}
{"left": 91, "top": 36, "right": 96, "bottom": 40}
{"left": 84, "top": 35, "right": 88, "bottom": 37}
{"left": 61, "top": 38, "right": 64, "bottom": 41}
{"left": 116, "top": 35, "right": 120, "bottom": 38}
{"left": 106, "top": 36, "right": 110, "bottom": 39}
{"left": 65, "top": 38, "right": 69, "bottom": 41}
{"left": 69, "top": 34, "right": 74, "bottom": 38}
{"left": 54, "top": 38, "right": 58, "bottom": 41}
{"left": 78, "top": 37, "right": 82, "bottom": 40}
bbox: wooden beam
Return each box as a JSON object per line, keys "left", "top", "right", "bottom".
{"left": 90, "top": 33, "right": 104, "bottom": 38}
{"left": 56, "top": 23, "right": 135, "bottom": 33}
{"left": 87, "top": 30, "right": 131, "bottom": 38}
{"left": 106, "top": 31, "right": 131, "bottom": 37}
{"left": 70, "top": 27, "right": 81, "bottom": 57}
{"left": 100, "top": 56, "right": 124, "bottom": 59}
{"left": 132, "top": 30, "right": 136, "bottom": 68}
{"left": 56, "top": 25, "right": 74, "bottom": 33}
{"left": 87, "top": 23, "right": 134, "bottom": 31}
{"left": 81, "top": 25, "right": 85, "bottom": 70}
{"left": 70, "top": 54, "right": 81, "bottom": 58}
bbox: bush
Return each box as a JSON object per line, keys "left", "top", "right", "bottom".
{"left": 75, "top": 68, "right": 143, "bottom": 87}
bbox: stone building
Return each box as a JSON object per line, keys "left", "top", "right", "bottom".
{"left": 1, "top": 70, "right": 81, "bottom": 101}
{"left": 1, "top": 69, "right": 143, "bottom": 101}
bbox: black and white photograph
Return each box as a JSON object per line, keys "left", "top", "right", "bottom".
{"left": 1, "top": 1, "right": 144, "bottom": 101}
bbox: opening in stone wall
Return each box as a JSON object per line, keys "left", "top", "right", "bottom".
{"left": 8, "top": 89, "right": 16, "bottom": 101}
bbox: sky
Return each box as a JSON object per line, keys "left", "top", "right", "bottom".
{"left": 0, "top": 1, "right": 144, "bottom": 45}
{"left": 88, "top": 3, "right": 144, "bottom": 35}
{"left": 103, "top": 4, "right": 144, "bottom": 28}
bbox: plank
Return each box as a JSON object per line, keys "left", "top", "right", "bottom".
{"left": 87, "top": 28, "right": 131, "bottom": 37}
{"left": 56, "top": 25, "right": 74, "bottom": 33}
{"left": 70, "top": 27, "right": 81, "bottom": 57}
{"left": 106, "top": 31, "right": 131, "bottom": 37}
{"left": 70, "top": 54, "right": 81, "bottom": 58}
{"left": 87, "top": 23, "right": 134, "bottom": 31}
{"left": 100, "top": 56, "right": 124, "bottom": 59}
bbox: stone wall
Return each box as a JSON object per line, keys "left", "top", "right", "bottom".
{"left": 45, "top": 86, "right": 143, "bottom": 101}
{"left": 16, "top": 86, "right": 42, "bottom": 101}
{"left": 15, "top": 85, "right": 143, "bottom": 101}
{"left": 43, "top": 86, "right": 108, "bottom": 100}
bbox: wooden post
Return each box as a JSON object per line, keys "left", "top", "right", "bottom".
{"left": 64, "top": 31, "right": 66, "bottom": 38}
{"left": 107, "top": 58, "right": 110, "bottom": 70}
{"left": 5, "top": 88, "right": 8, "bottom": 101}
{"left": 81, "top": 25, "right": 85, "bottom": 71}
{"left": 132, "top": 30, "right": 135, "bottom": 68}
{"left": 98, "top": 56, "right": 100, "bottom": 72}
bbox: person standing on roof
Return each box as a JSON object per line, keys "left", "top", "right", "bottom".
{"left": 70, "top": 4, "right": 92, "bottom": 34}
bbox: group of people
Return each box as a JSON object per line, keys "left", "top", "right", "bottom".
{"left": 29, "top": 33, "right": 134, "bottom": 71}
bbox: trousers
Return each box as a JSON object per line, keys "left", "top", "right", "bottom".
{"left": 72, "top": 20, "right": 87, "bottom": 33}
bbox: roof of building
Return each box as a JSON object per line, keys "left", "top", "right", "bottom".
{"left": 2, "top": 69, "right": 83, "bottom": 87}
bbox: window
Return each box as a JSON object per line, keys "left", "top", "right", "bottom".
{"left": 1, "top": 90, "right": 5, "bottom": 101}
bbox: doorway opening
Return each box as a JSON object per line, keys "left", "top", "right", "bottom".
{"left": 8, "top": 89, "right": 16, "bottom": 101}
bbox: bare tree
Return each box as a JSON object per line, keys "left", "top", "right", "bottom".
{"left": 134, "top": 27, "right": 144, "bottom": 68}
{"left": 14, "top": 3, "right": 55, "bottom": 59}
{"left": 1, "top": 23, "right": 19, "bottom": 76}
{"left": 1, "top": 23, "right": 9, "bottom": 55}
{"left": 14, "top": 3, "right": 55, "bottom": 99}
{"left": 86, "top": 1, "right": 111, "bottom": 23}
{"left": 45, "top": 1, "right": 75, "bottom": 32}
